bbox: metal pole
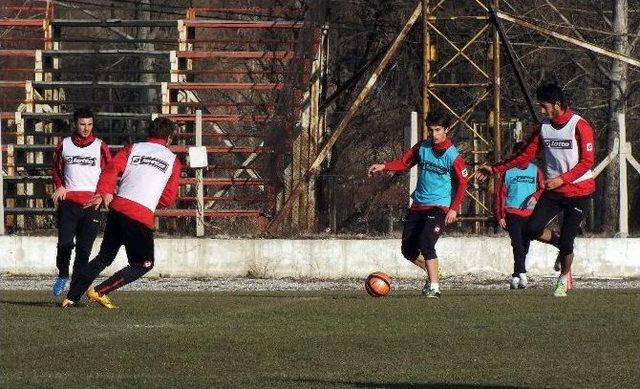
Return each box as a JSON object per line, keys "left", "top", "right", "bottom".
{"left": 422, "top": 0, "right": 431, "bottom": 137}
{"left": 487, "top": 3, "right": 538, "bottom": 123}
{"left": 492, "top": 0, "right": 502, "bottom": 162}
{"left": 617, "top": 112, "right": 628, "bottom": 237}
{"left": 406, "top": 112, "right": 419, "bottom": 206}
{"left": 195, "top": 110, "right": 204, "bottom": 237}
{"left": 0, "top": 118, "right": 5, "bottom": 235}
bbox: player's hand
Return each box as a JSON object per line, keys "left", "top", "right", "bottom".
{"left": 545, "top": 177, "right": 564, "bottom": 190}
{"left": 367, "top": 164, "right": 385, "bottom": 177}
{"left": 527, "top": 196, "right": 537, "bottom": 208}
{"left": 475, "top": 165, "right": 493, "bottom": 181}
{"left": 51, "top": 186, "right": 67, "bottom": 203}
{"left": 102, "top": 193, "right": 114, "bottom": 208}
{"left": 498, "top": 218, "right": 506, "bottom": 229}
{"left": 84, "top": 194, "right": 103, "bottom": 210}
{"left": 445, "top": 209, "right": 457, "bottom": 225}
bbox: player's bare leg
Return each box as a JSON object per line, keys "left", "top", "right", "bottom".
{"left": 424, "top": 258, "right": 441, "bottom": 298}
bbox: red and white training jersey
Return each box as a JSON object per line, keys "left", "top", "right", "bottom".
{"left": 117, "top": 142, "right": 177, "bottom": 212}
{"left": 541, "top": 113, "right": 593, "bottom": 184}
{"left": 61, "top": 136, "right": 103, "bottom": 191}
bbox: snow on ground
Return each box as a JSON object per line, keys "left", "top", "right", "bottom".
{"left": 1, "top": 274, "right": 638, "bottom": 292}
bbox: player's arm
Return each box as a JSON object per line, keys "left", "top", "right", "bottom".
{"left": 368, "top": 142, "right": 420, "bottom": 176}
{"left": 100, "top": 140, "right": 113, "bottom": 168}
{"left": 558, "top": 119, "right": 595, "bottom": 184}
{"left": 86, "top": 144, "right": 132, "bottom": 209}
{"left": 51, "top": 141, "right": 67, "bottom": 202}
{"left": 157, "top": 158, "right": 182, "bottom": 209}
{"left": 494, "top": 172, "right": 506, "bottom": 225}
{"left": 477, "top": 126, "right": 541, "bottom": 180}
{"left": 96, "top": 144, "right": 131, "bottom": 195}
{"left": 447, "top": 156, "right": 469, "bottom": 224}
{"left": 529, "top": 167, "right": 545, "bottom": 206}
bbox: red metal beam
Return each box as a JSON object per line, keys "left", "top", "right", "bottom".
{"left": 0, "top": 20, "right": 44, "bottom": 27}
{"left": 0, "top": 81, "right": 26, "bottom": 88}
{"left": 0, "top": 50, "right": 36, "bottom": 57}
{"left": 167, "top": 82, "right": 284, "bottom": 90}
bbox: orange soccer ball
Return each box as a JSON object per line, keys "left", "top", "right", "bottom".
{"left": 365, "top": 271, "right": 392, "bottom": 297}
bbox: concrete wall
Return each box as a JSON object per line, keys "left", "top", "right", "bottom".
{"left": 1, "top": 236, "right": 639, "bottom": 279}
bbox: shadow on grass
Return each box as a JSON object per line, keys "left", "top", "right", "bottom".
{"left": 282, "top": 378, "right": 528, "bottom": 388}
{"left": 0, "top": 300, "right": 60, "bottom": 308}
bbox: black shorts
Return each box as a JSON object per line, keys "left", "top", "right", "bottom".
{"left": 99, "top": 210, "right": 155, "bottom": 268}
{"left": 526, "top": 191, "right": 591, "bottom": 255}
{"left": 401, "top": 208, "right": 446, "bottom": 261}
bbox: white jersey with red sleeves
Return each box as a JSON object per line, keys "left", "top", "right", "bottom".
{"left": 541, "top": 113, "right": 593, "bottom": 184}
{"left": 117, "top": 142, "right": 177, "bottom": 212}
{"left": 61, "top": 136, "right": 102, "bottom": 191}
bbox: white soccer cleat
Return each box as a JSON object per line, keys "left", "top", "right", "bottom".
{"left": 509, "top": 277, "right": 519, "bottom": 290}
{"left": 553, "top": 276, "right": 568, "bottom": 297}
{"left": 518, "top": 273, "right": 528, "bottom": 289}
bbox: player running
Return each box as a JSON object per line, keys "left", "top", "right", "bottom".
{"left": 494, "top": 142, "right": 544, "bottom": 289}
{"left": 477, "top": 83, "right": 595, "bottom": 297}
{"left": 51, "top": 108, "right": 111, "bottom": 296}
{"left": 368, "top": 112, "right": 469, "bottom": 298}
{"left": 62, "top": 117, "right": 181, "bottom": 309}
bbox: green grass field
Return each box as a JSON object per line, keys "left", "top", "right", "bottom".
{"left": 1, "top": 289, "right": 638, "bottom": 388}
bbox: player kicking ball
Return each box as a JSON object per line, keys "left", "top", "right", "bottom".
{"left": 62, "top": 117, "right": 181, "bottom": 309}
{"left": 477, "top": 83, "right": 595, "bottom": 297}
{"left": 368, "top": 112, "right": 469, "bottom": 298}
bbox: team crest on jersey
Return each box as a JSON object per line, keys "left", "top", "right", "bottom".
{"left": 143, "top": 260, "right": 153, "bottom": 268}
{"left": 131, "top": 155, "right": 169, "bottom": 172}
{"left": 434, "top": 225, "right": 441, "bottom": 234}
{"left": 586, "top": 143, "right": 593, "bottom": 151}
{"left": 461, "top": 168, "right": 468, "bottom": 177}
{"left": 543, "top": 139, "right": 572, "bottom": 149}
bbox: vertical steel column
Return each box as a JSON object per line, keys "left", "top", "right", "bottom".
{"left": 195, "top": 110, "right": 204, "bottom": 237}
{"left": 0, "top": 118, "right": 4, "bottom": 235}
{"left": 617, "top": 112, "right": 628, "bottom": 237}
{"left": 492, "top": 0, "right": 502, "bottom": 163}
{"left": 422, "top": 0, "right": 431, "bottom": 139}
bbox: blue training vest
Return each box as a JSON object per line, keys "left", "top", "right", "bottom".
{"left": 411, "top": 140, "right": 460, "bottom": 207}
{"left": 504, "top": 163, "right": 538, "bottom": 209}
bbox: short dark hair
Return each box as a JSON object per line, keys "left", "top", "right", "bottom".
{"left": 536, "top": 83, "right": 567, "bottom": 108}
{"left": 148, "top": 117, "right": 177, "bottom": 139}
{"left": 512, "top": 141, "right": 526, "bottom": 153}
{"left": 73, "top": 107, "right": 94, "bottom": 124}
{"left": 425, "top": 112, "right": 452, "bottom": 128}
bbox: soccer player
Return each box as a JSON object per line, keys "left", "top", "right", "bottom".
{"left": 51, "top": 108, "right": 111, "bottom": 296}
{"left": 368, "top": 112, "right": 469, "bottom": 298}
{"left": 494, "top": 142, "right": 544, "bottom": 289}
{"left": 477, "top": 83, "right": 595, "bottom": 297}
{"left": 62, "top": 117, "right": 181, "bottom": 309}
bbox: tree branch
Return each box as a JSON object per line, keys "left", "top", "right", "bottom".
{"left": 543, "top": 0, "right": 612, "bottom": 80}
